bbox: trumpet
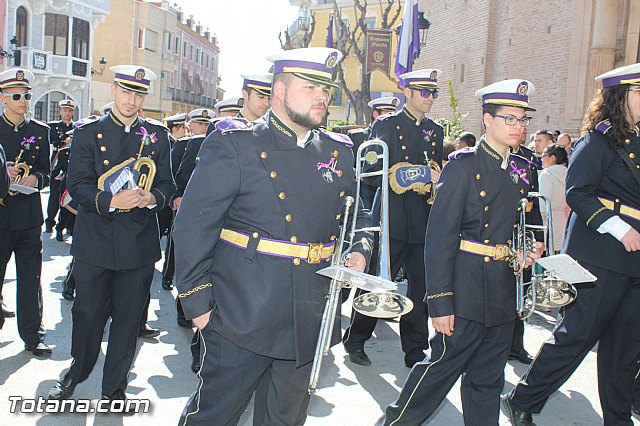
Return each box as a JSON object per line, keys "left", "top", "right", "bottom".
{"left": 133, "top": 134, "right": 156, "bottom": 191}
{"left": 7, "top": 148, "right": 31, "bottom": 196}
{"left": 511, "top": 193, "right": 577, "bottom": 319}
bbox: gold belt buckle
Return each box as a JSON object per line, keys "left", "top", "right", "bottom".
{"left": 494, "top": 244, "right": 509, "bottom": 261}
{"left": 307, "top": 243, "right": 324, "bottom": 264}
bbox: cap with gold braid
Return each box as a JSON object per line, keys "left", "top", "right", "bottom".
{"left": 109, "top": 65, "right": 157, "bottom": 94}
{"left": 0, "top": 68, "right": 34, "bottom": 91}
{"left": 59, "top": 99, "right": 77, "bottom": 109}
{"left": 398, "top": 69, "right": 441, "bottom": 90}
{"left": 596, "top": 63, "right": 640, "bottom": 88}
{"left": 241, "top": 74, "right": 273, "bottom": 97}
{"left": 164, "top": 112, "right": 187, "bottom": 127}
{"left": 214, "top": 97, "right": 243, "bottom": 115}
{"left": 266, "top": 47, "right": 342, "bottom": 88}
{"left": 188, "top": 108, "right": 215, "bottom": 123}
{"left": 368, "top": 96, "right": 400, "bottom": 113}
{"left": 474, "top": 79, "right": 536, "bottom": 112}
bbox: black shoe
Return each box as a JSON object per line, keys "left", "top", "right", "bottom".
{"left": 1, "top": 301, "right": 15, "bottom": 318}
{"left": 56, "top": 230, "right": 64, "bottom": 241}
{"left": 25, "top": 342, "right": 53, "bottom": 356}
{"left": 177, "top": 318, "right": 193, "bottom": 328}
{"left": 161, "top": 280, "right": 173, "bottom": 290}
{"left": 101, "top": 389, "right": 136, "bottom": 414}
{"left": 191, "top": 359, "right": 201, "bottom": 374}
{"left": 48, "top": 375, "right": 76, "bottom": 400}
{"left": 509, "top": 349, "right": 534, "bottom": 365}
{"left": 62, "top": 289, "right": 75, "bottom": 301}
{"left": 346, "top": 348, "right": 372, "bottom": 366}
{"left": 138, "top": 325, "right": 160, "bottom": 339}
{"left": 45, "top": 227, "right": 53, "bottom": 233}
{"left": 501, "top": 393, "right": 536, "bottom": 426}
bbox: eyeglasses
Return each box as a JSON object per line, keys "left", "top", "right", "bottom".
{"left": 491, "top": 114, "right": 531, "bottom": 127}
{"left": 2, "top": 93, "right": 32, "bottom": 101}
{"left": 629, "top": 87, "right": 640, "bottom": 93}
{"left": 417, "top": 89, "right": 439, "bottom": 99}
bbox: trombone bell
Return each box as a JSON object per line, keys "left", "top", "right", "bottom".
{"left": 527, "top": 277, "right": 577, "bottom": 309}
{"left": 352, "top": 292, "right": 414, "bottom": 318}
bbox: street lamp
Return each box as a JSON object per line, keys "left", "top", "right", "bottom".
{"left": 0, "top": 36, "right": 19, "bottom": 59}
{"left": 91, "top": 57, "right": 107, "bottom": 76}
{"left": 417, "top": 12, "right": 431, "bottom": 48}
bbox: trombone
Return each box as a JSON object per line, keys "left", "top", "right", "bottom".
{"left": 511, "top": 192, "right": 577, "bottom": 320}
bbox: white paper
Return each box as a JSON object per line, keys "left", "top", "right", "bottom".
{"left": 9, "top": 183, "right": 38, "bottom": 195}
{"left": 108, "top": 167, "right": 136, "bottom": 195}
{"left": 536, "top": 254, "right": 597, "bottom": 284}
{"left": 316, "top": 265, "right": 397, "bottom": 292}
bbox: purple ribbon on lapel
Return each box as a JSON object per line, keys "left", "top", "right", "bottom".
{"left": 509, "top": 161, "right": 529, "bottom": 184}
{"left": 135, "top": 127, "right": 157, "bottom": 143}
{"left": 316, "top": 157, "right": 342, "bottom": 176}
{"left": 21, "top": 136, "right": 35, "bottom": 146}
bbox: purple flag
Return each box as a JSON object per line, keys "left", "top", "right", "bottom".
{"left": 394, "top": 0, "right": 420, "bottom": 81}
{"left": 326, "top": 16, "right": 334, "bottom": 48}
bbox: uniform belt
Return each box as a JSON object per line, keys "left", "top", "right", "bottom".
{"left": 599, "top": 197, "right": 640, "bottom": 222}
{"left": 459, "top": 239, "right": 511, "bottom": 261}
{"left": 219, "top": 229, "right": 335, "bottom": 264}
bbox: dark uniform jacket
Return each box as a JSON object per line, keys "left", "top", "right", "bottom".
{"left": 67, "top": 112, "right": 175, "bottom": 271}
{"left": 563, "top": 121, "right": 640, "bottom": 277}
{"left": 170, "top": 136, "right": 190, "bottom": 179}
{"left": 367, "top": 107, "right": 444, "bottom": 244}
{"left": 0, "top": 145, "right": 9, "bottom": 198}
{"left": 425, "top": 138, "right": 534, "bottom": 327}
{"left": 0, "top": 115, "right": 50, "bottom": 230}
{"left": 174, "top": 134, "right": 205, "bottom": 198}
{"left": 347, "top": 126, "right": 371, "bottom": 159}
{"left": 49, "top": 120, "right": 74, "bottom": 153}
{"left": 174, "top": 112, "right": 372, "bottom": 365}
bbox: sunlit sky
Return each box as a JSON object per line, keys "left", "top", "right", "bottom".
{"left": 175, "top": 0, "right": 300, "bottom": 98}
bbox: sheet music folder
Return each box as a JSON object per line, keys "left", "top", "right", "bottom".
{"left": 536, "top": 254, "right": 597, "bottom": 284}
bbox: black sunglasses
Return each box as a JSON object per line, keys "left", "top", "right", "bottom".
{"left": 417, "top": 89, "right": 439, "bottom": 99}
{"left": 2, "top": 93, "right": 32, "bottom": 101}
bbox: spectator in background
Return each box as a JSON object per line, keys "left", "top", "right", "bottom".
{"left": 558, "top": 133, "right": 573, "bottom": 154}
{"left": 442, "top": 140, "right": 456, "bottom": 166}
{"left": 533, "top": 130, "right": 554, "bottom": 168}
{"left": 553, "top": 129, "right": 561, "bottom": 142}
{"left": 454, "top": 131, "right": 476, "bottom": 150}
{"left": 539, "top": 143, "right": 570, "bottom": 252}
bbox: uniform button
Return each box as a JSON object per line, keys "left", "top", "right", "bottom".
{"left": 103, "top": 160, "right": 109, "bottom": 166}
{"left": 615, "top": 198, "right": 620, "bottom": 203}
{"left": 396, "top": 125, "right": 400, "bottom": 130}
{"left": 401, "top": 145, "right": 407, "bottom": 150}
{"left": 260, "top": 151, "right": 268, "bottom": 159}
{"left": 35, "top": 146, "right": 40, "bottom": 149}
{"left": 484, "top": 239, "right": 490, "bottom": 244}
{"left": 293, "top": 258, "right": 301, "bottom": 266}
{"left": 290, "top": 236, "right": 298, "bottom": 243}
{"left": 517, "top": 207, "right": 522, "bottom": 212}
{"left": 480, "top": 191, "right": 486, "bottom": 197}
{"left": 97, "top": 133, "right": 103, "bottom": 139}
{"left": 626, "top": 139, "right": 631, "bottom": 144}
{"left": 484, "top": 223, "right": 489, "bottom": 228}
{"left": 332, "top": 150, "right": 339, "bottom": 158}
{"left": 279, "top": 192, "right": 286, "bottom": 200}
{"left": 484, "top": 256, "right": 491, "bottom": 263}
{"left": 330, "top": 235, "right": 337, "bottom": 241}
{"left": 476, "top": 173, "right": 481, "bottom": 180}
{"left": 404, "top": 155, "right": 410, "bottom": 160}
{"left": 335, "top": 214, "right": 341, "bottom": 220}
{"left": 270, "top": 171, "right": 277, "bottom": 179}
{"left": 630, "top": 153, "right": 636, "bottom": 159}
{"left": 399, "top": 135, "right": 404, "bottom": 141}
{"left": 484, "top": 206, "right": 489, "bottom": 212}
{"left": 252, "top": 232, "right": 259, "bottom": 238}
{"left": 431, "top": 142, "right": 436, "bottom": 146}
{"left": 285, "top": 214, "right": 293, "bottom": 222}
{"left": 339, "top": 191, "right": 345, "bottom": 197}
{"left": 100, "top": 146, "right": 107, "bottom": 152}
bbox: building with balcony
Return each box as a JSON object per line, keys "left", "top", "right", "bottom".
{"left": 2, "top": 0, "right": 110, "bottom": 120}
{"left": 91, "top": 0, "right": 221, "bottom": 120}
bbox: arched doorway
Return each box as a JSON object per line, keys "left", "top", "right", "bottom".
{"left": 34, "top": 91, "right": 78, "bottom": 122}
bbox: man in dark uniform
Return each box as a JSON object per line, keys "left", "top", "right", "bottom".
{"left": 378, "top": 79, "right": 542, "bottom": 426}
{"left": 347, "top": 96, "right": 399, "bottom": 209}
{"left": 0, "top": 144, "right": 9, "bottom": 330}
{"left": 173, "top": 47, "right": 372, "bottom": 425}
{"left": 47, "top": 65, "right": 175, "bottom": 402}
{"left": 51, "top": 130, "right": 74, "bottom": 241}
{"left": 0, "top": 68, "right": 52, "bottom": 356}
{"left": 45, "top": 99, "right": 75, "bottom": 233}
{"left": 343, "top": 69, "right": 444, "bottom": 368}
{"left": 205, "top": 97, "right": 243, "bottom": 136}
{"left": 502, "top": 64, "right": 640, "bottom": 426}
{"left": 238, "top": 74, "right": 272, "bottom": 121}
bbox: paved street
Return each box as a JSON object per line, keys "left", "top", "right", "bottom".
{"left": 0, "top": 190, "right": 636, "bottom": 425}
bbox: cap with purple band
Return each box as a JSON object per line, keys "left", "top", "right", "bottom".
{"left": 241, "top": 74, "right": 273, "bottom": 96}
{"left": 0, "top": 68, "right": 34, "bottom": 90}
{"left": 109, "top": 65, "right": 157, "bottom": 94}
{"left": 399, "top": 69, "right": 442, "bottom": 90}
{"left": 596, "top": 63, "right": 640, "bottom": 88}
{"left": 475, "top": 79, "right": 536, "bottom": 112}
{"left": 266, "top": 47, "right": 343, "bottom": 88}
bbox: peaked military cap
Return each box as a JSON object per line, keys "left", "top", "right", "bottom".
{"left": 110, "top": 65, "right": 157, "bottom": 94}
{"left": 0, "top": 68, "right": 34, "bottom": 90}
{"left": 164, "top": 112, "right": 187, "bottom": 127}
{"left": 267, "top": 47, "right": 342, "bottom": 87}
{"left": 399, "top": 69, "right": 442, "bottom": 90}
{"left": 368, "top": 96, "right": 400, "bottom": 113}
{"left": 241, "top": 74, "right": 273, "bottom": 96}
{"left": 596, "top": 62, "right": 640, "bottom": 88}
{"left": 188, "top": 108, "right": 215, "bottom": 123}
{"left": 214, "top": 97, "right": 243, "bottom": 114}
{"left": 59, "top": 99, "right": 77, "bottom": 109}
{"left": 475, "top": 79, "right": 536, "bottom": 111}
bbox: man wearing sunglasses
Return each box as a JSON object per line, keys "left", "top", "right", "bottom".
{"left": 343, "top": 69, "right": 444, "bottom": 368}
{"left": 0, "top": 68, "right": 52, "bottom": 356}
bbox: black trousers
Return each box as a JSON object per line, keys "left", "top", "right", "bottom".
{"left": 55, "top": 208, "right": 75, "bottom": 233}
{"left": 510, "top": 261, "right": 640, "bottom": 425}
{"left": 343, "top": 238, "right": 429, "bottom": 364}
{"left": 65, "top": 260, "right": 153, "bottom": 396}
{"left": 45, "top": 179, "right": 61, "bottom": 229}
{"left": 378, "top": 317, "right": 514, "bottom": 426}
{"left": 180, "top": 328, "right": 312, "bottom": 426}
{"left": 0, "top": 227, "right": 44, "bottom": 345}
{"left": 162, "top": 233, "right": 175, "bottom": 283}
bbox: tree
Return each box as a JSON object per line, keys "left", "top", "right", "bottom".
{"left": 279, "top": 14, "right": 316, "bottom": 50}
{"left": 432, "top": 81, "right": 468, "bottom": 141}
{"left": 332, "top": 0, "right": 402, "bottom": 125}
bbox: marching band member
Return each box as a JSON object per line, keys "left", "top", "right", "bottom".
{"left": 0, "top": 68, "right": 52, "bottom": 355}
{"left": 379, "top": 79, "right": 541, "bottom": 425}
{"left": 502, "top": 63, "right": 640, "bottom": 426}
{"left": 173, "top": 47, "right": 371, "bottom": 425}
{"left": 343, "top": 69, "right": 443, "bottom": 368}
{"left": 238, "top": 74, "right": 272, "bottom": 121}
{"left": 47, "top": 65, "right": 174, "bottom": 402}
